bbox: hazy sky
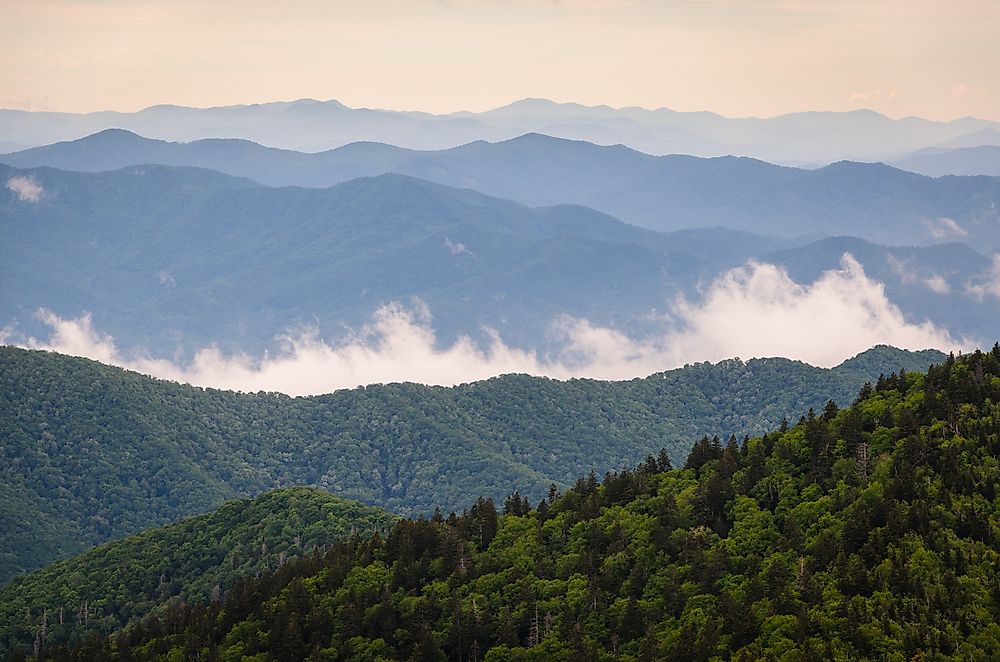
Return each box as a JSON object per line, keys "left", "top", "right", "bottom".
{"left": 1, "top": 0, "right": 998, "bottom": 120}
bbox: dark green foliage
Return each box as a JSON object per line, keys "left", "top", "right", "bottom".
{"left": 0, "top": 345, "right": 944, "bottom": 584}
{"left": 0, "top": 488, "right": 396, "bottom": 657}
{"left": 30, "top": 346, "right": 1000, "bottom": 660}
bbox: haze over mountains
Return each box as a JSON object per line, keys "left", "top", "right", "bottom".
{"left": 1, "top": 161, "right": 790, "bottom": 359}
{"left": 3, "top": 153, "right": 992, "bottom": 392}
{"left": 891, "top": 145, "right": 1000, "bottom": 177}
{"left": 6, "top": 129, "right": 1000, "bottom": 250}
{"left": 7, "top": 0, "right": 1000, "bottom": 652}
{"left": 4, "top": 97, "right": 1000, "bottom": 164}
{"left": 3, "top": 99, "right": 999, "bottom": 389}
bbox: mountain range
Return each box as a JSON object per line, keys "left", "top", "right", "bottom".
{"left": 3, "top": 98, "right": 1000, "bottom": 164}
{"left": 7, "top": 347, "right": 999, "bottom": 660}
{"left": 891, "top": 144, "right": 1000, "bottom": 177}
{"left": 3, "top": 153, "right": 999, "bottom": 358}
{"left": 0, "top": 344, "right": 945, "bottom": 584}
{"left": 5, "top": 130, "right": 1000, "bottom": 249}
{"left": 3, "top": 95, "right": 1000, "bottom": 660}
{"left": 1, "top": 160, "right": 801, "bottom": 355}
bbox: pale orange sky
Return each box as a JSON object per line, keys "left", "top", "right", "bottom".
{"left": 1, "top": 0, "right": 998, "bottom": 120}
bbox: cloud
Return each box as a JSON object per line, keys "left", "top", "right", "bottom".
{"left": 660, "top": 254, "right": 963, "bottom": 368}
{"left": 923, "top": 274, "right": 950, "bottom": 295}
{"left": 966, "top": 253, "right": 1000, "bottom": 301}
{"left": 6, "top": 254, "right": 966, "bottom": 395}
{"left": 886, "top": 254, "right": 918, "bottom": 285}
{"left": 6, "top": 176, "right": 43, "bottom": 202}
{"left": 443, "top": 237, "right": 472, "bottom": 256}
{"left": 924, "top": 217, "right": 968, "bottom": 240}
{"left": 887, "top": 255, "right": 951, "bottom": 294}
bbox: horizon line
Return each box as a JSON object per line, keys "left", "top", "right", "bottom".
{"left": 2, "top": 97, "right": 997, "bottom": 126}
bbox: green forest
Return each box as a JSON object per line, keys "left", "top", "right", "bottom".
{"left": 0, "top": 345, "right": 943, "bottom": 584}
{"left": 9, "top": 347, "right": 1000, "bottom": 660}
{"left": 0, "top": 489, "right": 395, "bottom": 658}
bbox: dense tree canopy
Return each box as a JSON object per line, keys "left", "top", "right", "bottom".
{"left": 0, "top": 488, "right": 396, "bottom": 658}
{"left": 0, "top": 345, "right": 944, "bottom": 584}
{"left": 18, "top": 346, "right": 1000, "bottom": 660}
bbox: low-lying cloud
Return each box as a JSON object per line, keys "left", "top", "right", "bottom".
{"left": 925, "top": 217, "right": 968, "bottom": 239}
{"left": 6, "top": 176, "right": 44, "bottom": 202}
{"left": 886, "top": 254, "right": 950, "bottom": 294}
{"left": 443, "top": 237, "right": 473, "bottom": 256}
{"left": 4, "top": 254, "right": 967, "bottom": 395}
{"left": 966, "top": 254, "right": 1000, "bottom": 301}
{"left": 924, "top": 274, "right": 950, "bottom": 295}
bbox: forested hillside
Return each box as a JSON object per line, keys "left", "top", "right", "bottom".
{"left": 0, "top": 488, "right": 395, "bottom": 657}
{"left": 0, "top": 345, "right": 944, "bottom": 583}
{"left": 24, "top": 347, "right": 1000, "bottom": 661}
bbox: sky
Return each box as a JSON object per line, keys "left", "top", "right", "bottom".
{"left": 1, "top": 0, "right": 998, "bottom": 121}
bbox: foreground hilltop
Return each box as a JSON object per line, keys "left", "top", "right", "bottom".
{"left": 0, "top": 488, "right": 396, "bottom": 657}
{"left": 17, "top": 346, "right": 1000, "bottom": 660}
{"left": 0, "top": 345, "right": 944, "bottom": 583}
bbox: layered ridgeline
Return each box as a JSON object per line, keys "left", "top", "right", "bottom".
{"left": 3, "top": 159, "right": 998, "bottom": 356}
{"left": 0, "top": 488, "right": 396, "bottom": 657}
{"left": 3, "top": 97, "right": 1000, "bottom": 163}
{"left": 25, "top": 347, "right": 1000, "bottom": 661}
{"left": 0, "top": 160, "right": 793, "bottom": 354}
{"left": 891, "top": 145, "right": 1000, "bottom": 178}
{"left": 0, "top": 345, "right": 944, "bottom": 584}
{"left": 5, "top": 131, "right": 1000, "bottom": 246}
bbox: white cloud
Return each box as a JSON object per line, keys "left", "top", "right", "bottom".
{"left": 6, "top": 254, "right": 966, "bottom": 395}
{"left": 925, "top": 217, "right": 968, "bottom": 240}
{"left": 966, "top": 254, "right": 1000, "bottom": 301}
{"left": 660, "top": 254, "right": 962, "bottom": 369}
{"left": 924, "top": 274, "right": 950, "bottom": 294}
{"left": 6, "top": 175, "right": 43, "bottom": 202}
{"left": 888, "top": 255, "right": 951, "bottom": 294}
{"left": 887, "top": 254, "right": 918, "bottom": 285}
{"left": 444, "top": 237, "right": 472, "bottom": 256}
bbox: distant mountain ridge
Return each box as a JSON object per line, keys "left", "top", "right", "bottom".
{"left": 0, "top": 160, "right": 799, "bottom": 356}
{"left": 891, "top": 144, "right": 1000, "bottom": 177}
{"left": 5, "top": 131, "right": 1000, "bottom": 250}
{"left": 3, "top": 157, "right": 998, "bottom": 356}
{"left": 3, "top": 97, "right": 999, "bottom": 163}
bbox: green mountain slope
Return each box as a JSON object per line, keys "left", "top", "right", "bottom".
{"left": 31, "top": 346, "right": 1000, "bottom": 661}
{"left": 0, "top": 345, "right": 945, "bottom": 584}
{"left": 0, "top": 488, "right": 396, "bottom": 657}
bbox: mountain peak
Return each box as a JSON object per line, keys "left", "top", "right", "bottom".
{"left": 82, "top": 127, "right": 153, "bottom": 143}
